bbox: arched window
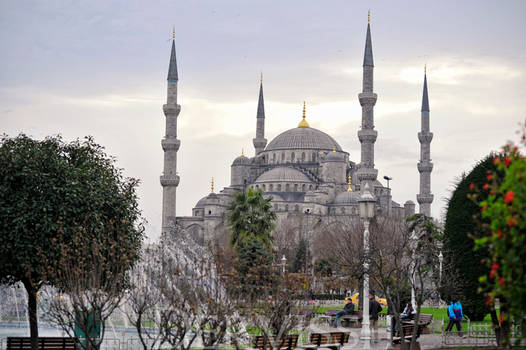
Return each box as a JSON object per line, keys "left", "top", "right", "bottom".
{"left": 277, "top": 184, "right": 282, "bottom": 191}
{"left": 352, "top": 207, "right": 356, "bottom": 214}
{"left": 302, "top": 184, "right": 306, "bottom": 191}
{"left": 294, "top": 184, "right": 298, "bottom": 192}
{"left": 273, "top": 153, "right": 276, "bottom": 162}
{"left": 285, "top": 184, "right": 290, "bottom": 192}
{"left": 209, "top": 210, "right": 212, "bottom": 215}
{"left": 291, "top": 152, "right": 295, "bottom": 162}
{"left": 309, "top": 185, "right": 313, "bottom": 190}
{"left": 262, "top": 184, "right": 266, "bottom": 191}
{"left": 312, "top": 152, "right": 316, "bottom": 162}
{"left": 269, "top": 184, "right": 274, "bottom": 191}
{"left": 285, "top": 204, "right": 289, "bottom": 211}
{"left": 295, "top": 204, "right": 299, "bottom": 212}
{"left": 256, "top": 185, "right": 259, "bottom": 189}
{"left": 341, "top": 207, "right": 345, "bottom": 214}
{"left": 302, "top": 152, "right": 305, "bottom": 161}
{"left": 274, "top": 204, "right": 278, "bottom": 211}
{"left": 281, "top": 153, "right": 285, "bottom": 162}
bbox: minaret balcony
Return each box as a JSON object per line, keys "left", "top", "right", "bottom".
{"left": 163, "top": 104, "right": 181, "bottom": 117}
{"left": 160, "top": 174, "right": 180, "bottom": 187}
{"left": 253, "top": 138, "right": 267, "bottom": 149}
{"left": 356, "top": 167, "right": 378, "bottom": 182}
{"left": 417, "top": 193, "right": 434, "bottom": 204}
{"left": 358, "top": 129, "right": 378, "bottom": 143}
{"left": 418, "top": 132, "right": 434, "bottom": 143}
{"left": 162, "top": 138, "right": 180, "bottom": 151}
{"left": 417, "top": 162, "right": 434, "bottom": 173}
{"left": 358, "top": 92, "right": 377, "bottom": 106}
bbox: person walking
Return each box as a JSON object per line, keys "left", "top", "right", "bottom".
{"left": 369, "top": 291, "right": 383, "bottom": 342}
{"left": 332, "top": 297, "right": 354, "bottom": 327}
{"left": 445, "top": 299, "right": 463, "bottom": 336}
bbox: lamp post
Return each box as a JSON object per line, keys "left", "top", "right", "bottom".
{"left": 281, "top": 255, "right": 287, "bottom": 275}
{"left": 438, "top": 251, "right": 443, "bottom": 284}
{"left": 410, "top": 231, "right": 418, "bottom": 307}
{"left": 359, "top": 183, "right": 375, "bottom": 350}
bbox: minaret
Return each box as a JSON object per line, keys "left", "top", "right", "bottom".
{"left": 417, "top": 66, "right": 434, "bottom": 216}
{"left": 160, "top": 29, "right": 181, "bottom": 233}
{"left": 253, "top": 73, "right": 267, "bottom": 155}
{"left": 356, "top": 12, "right": 379, "bottom": 189}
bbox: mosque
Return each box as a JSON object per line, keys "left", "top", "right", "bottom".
{"left": 159, "top": 17, "right": 434, "bottom": 239}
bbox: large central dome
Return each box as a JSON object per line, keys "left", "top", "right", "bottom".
{"left": 265, "top": 127, "right": 342, "bottom": 151}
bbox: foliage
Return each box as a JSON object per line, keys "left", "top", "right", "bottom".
{"left": 471, "top": 121, "right": 526, "bottom": 347}
{"left": 227, "top": 188, "right": 276, "bottom": 249}
{"left": 0, "top": 134, "right": 143, "bottom": 349}
{"left": 442, "top": 154, "right": 496, "bottom": 321}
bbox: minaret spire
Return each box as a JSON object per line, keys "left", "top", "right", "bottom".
{"left": 160, "top": 30, "right": 181, "bottom": 233}
{"left": 356, "top": 14, "right": 379, "bottom": 190}
{"left": 253, "top": 73, "right": 267, "bottom": 155}
{"left": 417, "top": 67, "right": 434, "bottom": 216}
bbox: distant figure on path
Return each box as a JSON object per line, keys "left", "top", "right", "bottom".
{"left": 332, "top": 297, "right": 354, "bottom": 327}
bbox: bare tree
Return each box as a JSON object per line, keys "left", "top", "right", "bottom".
{"left": 43, "top": 226, "right": 135, "bottom": 350}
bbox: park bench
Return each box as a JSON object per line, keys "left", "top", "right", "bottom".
{"left": 252, "top": 334, "right": 299, "bottom": 349}
{"left": 392, "top": 314, "right": 433, "bottom": 350}
{"left": 401, "top": 313, "right": 433, "bottom": 334}
{"left": 7, "top": 337, "right": 79, "bottom": 350}
{"left": 324, "top": 309, "right": 362, "bottom": 327}
{"left": 299, "top": 332, "right": 349, "bottom": 350}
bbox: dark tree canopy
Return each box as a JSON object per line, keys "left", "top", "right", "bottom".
{"left": 442, "top": 155, "right": 495, "bottom": 321}
{"left": 0, "top": 134, "right": 144, "bottom": 348}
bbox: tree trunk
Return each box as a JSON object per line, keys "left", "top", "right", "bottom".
{"left": 22, "top": 278, "right": 39, "bottom": 350}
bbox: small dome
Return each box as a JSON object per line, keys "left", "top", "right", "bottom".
{"left": 232, "top": 155, "right": 251, "bottom": 166}
{"left": 255, "top": 167, "right": 311, "bottom": 183}
{"left": 195, "top": 196, "right": 208, "bottom": 208}
{"left": 333, "top": 190, "right": 360, "bottom": 205}
{"left": 404, "top": 200, "right": 415, "bottom": 205}
{"left": 324, "top": 151, "right": 345, "bottom": 162}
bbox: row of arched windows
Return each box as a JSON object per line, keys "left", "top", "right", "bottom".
{"left": 252, "top": 183, "right": 315, "bottom": 192}
{"left": 270, "top": 151, "right": 317, "bottom": 164}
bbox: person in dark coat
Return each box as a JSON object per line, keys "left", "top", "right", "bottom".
{"left": 369, "top": 292, "right": 383, "bottom": 342}
{"left": 333, "top": 297, "right": 354, "bottom": 327}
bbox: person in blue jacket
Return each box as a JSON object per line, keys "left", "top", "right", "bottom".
{"left": 445, "top": 298, "right": 463, "bottom": 336}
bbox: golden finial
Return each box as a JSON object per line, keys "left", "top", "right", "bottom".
{"left": 347, "top": 175, "right": 353, "bottom": 192}
{"left": 241, "top": 148, "right": 244, "bottom": 157}
{"left": 333, "top": 146, "right": 336, "bottom": 153}
{"left": 298, "top": 101, "right": 310, "bottom": 128}
{"left": 211, "top": 177, "right": 214, "bottom": 193}
{"left": 260, "top": 72, "right": 263, "bottom": 84}
{"left": 424, "top": 63, "right": 427, "bottom": 75}
{"left": 368, "top": 10, "right": 370, "bottom": 24}
{"left": 172, "top": 27, "right": 175, "bottom": 40}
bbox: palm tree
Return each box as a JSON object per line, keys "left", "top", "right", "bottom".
{"left": 227, "top": 188, "right": 276, "bottom": 249}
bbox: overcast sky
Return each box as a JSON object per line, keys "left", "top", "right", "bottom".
{"left": 2, "top": 1, "right": 525, "bottom": 240}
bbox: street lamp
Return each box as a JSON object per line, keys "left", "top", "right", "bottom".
{"left": 410, "top": 231, "right": 418, "bottom": 307}
{"left": 281, "top": 255, "right": 287, "bottom": 275}
{"left": 438, "top": 251, "right": 443, "bottom": 284}
{"left": 358, "top": 183, "right": 375, "bottom": 349}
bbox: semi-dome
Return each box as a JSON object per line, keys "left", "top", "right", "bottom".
{"left": 265, "top": 127, "right": 342, "bottom": 151}
{"left": 333, "top": 190, "right": 360, "bottom": 205}
{"left": 255, "top": 167, "right": 312, "bottom": 183}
